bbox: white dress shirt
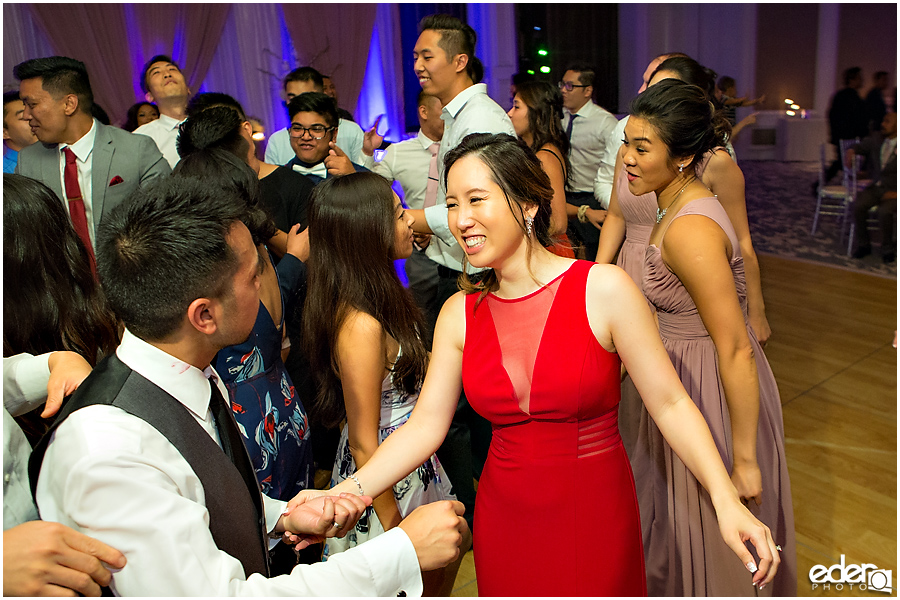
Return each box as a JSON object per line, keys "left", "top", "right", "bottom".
{"left": 563, "top": 101, "right": 619, "bottom": 194}
{"left": 3, "top": 353, "right": 52, "bottom": 530}
{"left": 265, "top": 118, "right": 365, "bottom": 166}
{"left": 362, "top": 130, "right": 436, "bottom": 210}
{"left": 593, "top": 115, "right": 628, "bottom": 210}
{"left": 134, "top": 113, "right": 184, "bottom": 169}
{"left": 422, "top": 83, "right": 516, "bottom": 271}
{"left": 35, "top": 330, "right": 423, "bottom": 596}
{"left": 58, "top": 119, "right": 97, "bottom": 246}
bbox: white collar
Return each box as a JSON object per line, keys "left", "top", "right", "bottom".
{"left": 566, "top": 101, "right": 597, "bottom": 119}
{"left": 416, "top": 129, "right": 439, "bottom": 150}
{"left": 116, "top": 329, "right": 218, "bottom": 420}
{"left": 60, "top": 118, "right": 98, "bottom": 162}
{"left": 442, "top": 83, "right": 488, "bottom": 119}
{"left": 157, "top": 113, "right": 185, "bottom": 130}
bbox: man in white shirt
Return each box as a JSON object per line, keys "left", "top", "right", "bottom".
{"left": 559, "top": 62, "right": 618, "bottom": 260}
{"left": 14, "top": 56, "right": 169, "bottom": 261}
{"left": 4, "top": 352, "right": 126, "bottom": 597}
{"left": 31, "top": 176, "right": 467, "bottom": 596}
{"left": 405, "top": 13, "right": 516, "bottom": 530}
{"left": 265, "top": 67, "right": 365, "bottom": 165}
{"left": 362, "top": 91, "right": 444, "bottom": 328}
{"left": 133, "top": 55, "right": 190, "bottom": 169}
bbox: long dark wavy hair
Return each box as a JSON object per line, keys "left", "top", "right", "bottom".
{"left": 443, "top": 133, "right": 555, "bottom": 307}
{"left": 515, "top": 80, "right": 572, "bottom": 185}
{"left": 629, "top": 79, "right": 731, "bottom": 172}
{"left": 3, "top": 174, "right": 118, "bottom": 362}
{"left": 302, "top": 172, "right": 428, "bottom": 428}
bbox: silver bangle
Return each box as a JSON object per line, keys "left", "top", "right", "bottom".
{"left": 348, "top": 473, "right": 365, "bottom": 496}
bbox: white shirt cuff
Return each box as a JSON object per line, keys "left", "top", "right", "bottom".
{"left": 424, "top": 204, "right": 456, "bottom": 246}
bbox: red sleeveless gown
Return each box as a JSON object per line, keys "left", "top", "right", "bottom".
{"left": 462, "top": 260, "right": 645, "bottom": 596}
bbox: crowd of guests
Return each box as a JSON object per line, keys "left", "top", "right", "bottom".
{"left": 3, "top": 13, "right": 814, "bottom": 597}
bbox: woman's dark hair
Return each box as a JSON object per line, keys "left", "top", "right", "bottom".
{"left": 515, "top": 81, "right": 572, "bottom": 184}
{"left": 3, "top": 174, "right": 118, "bottom": 362}
{"left": 302, "top": 172, "right": 428, "bottom": 428}
{"left": 443, "top": 133, "right": 554, "bottom": 305}
{"left": 173, "top": 148, "right": 276, "bottom": 245}
{"left": 629, "top": 78, "right": 731, "bottom": 172}
{"left": 651, "top": 56, "right": 718, "bottom": 101}
{"left": 122, "top": 102, "right": 157, "bottom": 132}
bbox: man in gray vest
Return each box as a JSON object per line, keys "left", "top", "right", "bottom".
{"left": 29, "top": 177, "right": 467, "bottom": 596}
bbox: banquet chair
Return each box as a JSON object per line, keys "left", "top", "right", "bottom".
{"left": 844, "top": 154, "right": 883, "bottom": 256}
{"left": 811, "top": 143, "right": 853, "bottom": 235}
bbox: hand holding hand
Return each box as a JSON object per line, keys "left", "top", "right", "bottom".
{"left": 363, "top": 115, "right": 385, "bottom": 156}
{"left": 286, "top": 224, "right": 310, "bottom": 262}
{"left": 3, "top": 521, "right": 126, "bottom": 597}
{"left": 715, "top": 495, "right": 780, "bottom": 589}
{"left": 281, "top": 493, "right": 372, "bottom": 548}
{"left": 44, "top": 351, "right": 93, "bottom": 418}
{"left": 398, "top": 500, "right": 468, "bottom": 571}
{"left": 325, "top": 142, "right": 355, "bottom": 176}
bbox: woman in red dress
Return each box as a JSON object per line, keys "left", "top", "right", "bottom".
{"left": 321, "top": 133, "right": 781, "bottom": 596}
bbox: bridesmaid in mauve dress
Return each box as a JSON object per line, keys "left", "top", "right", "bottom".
{"left": 624, "top": 79, "right": 796, "bottom": 596}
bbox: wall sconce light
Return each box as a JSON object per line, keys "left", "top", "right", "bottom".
{"left": 785, "top": 110, "right": 796, "bottom": 116}
{"left": 784, "top": 98, "right": 794, "bottom": 105}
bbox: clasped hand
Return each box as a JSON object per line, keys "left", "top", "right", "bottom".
{"left": 715, "top": 492, "right": 781, "bottom": 590}
{"left": 278, "top": 491, "right": 372, "bottom": 549}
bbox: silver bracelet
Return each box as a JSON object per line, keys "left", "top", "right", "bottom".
{"left": 348, "top": 473, "right": 365, "bottom": 496}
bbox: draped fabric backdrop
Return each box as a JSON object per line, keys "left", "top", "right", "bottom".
{"left": 355, "top": 3, "right": 406, "bottom": 141}
{"left": 123, "top": 4, "right": 231, "bottom": 100}
{"left": 28, "top": 4, "right": 136, "bottom": 125}
{"left": 280, "top": 3, "right": 376, "bottom": 123}
{"left": 3, "top": 4, "right": 55, "bottom": 91}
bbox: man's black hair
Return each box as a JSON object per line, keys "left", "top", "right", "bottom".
{"left": 177, "top": 105, "right": 250, "bottom": 160}
{"left": 96, "top": 177, "right": 246, "bottom": 341}
{"left": 283, "top": 66, "right": 324, "bottom": 92}
{"left": 186, "top": 92, "right": 247, "bottom": 121}
{"left": 286, "top": 92, "right": 338, "bottom": 127}
{"left": 140, "top": 54, "right": 181, "bottom": 94}
{"left": 13, "top": 56, "right": 94, "bottom": 114}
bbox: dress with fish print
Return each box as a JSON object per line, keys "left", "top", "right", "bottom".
{"left": 322, "top": 349, "right": 455, "bottom": 558}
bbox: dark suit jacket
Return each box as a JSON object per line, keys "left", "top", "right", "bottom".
{"left": 15, "top": 121, "right": 170, "bottom": 236}
{"left": 852, "top": 133, "right": 897, "bottom": 192}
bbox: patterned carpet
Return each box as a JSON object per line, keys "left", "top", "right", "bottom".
{"left": 742, "top": 160, "right": 897, "bottom": 279}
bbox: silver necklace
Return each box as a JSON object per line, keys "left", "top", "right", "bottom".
{"left": 656, "top": 179, "right": 692, "bottom": 224}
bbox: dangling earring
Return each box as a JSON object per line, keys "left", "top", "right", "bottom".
{"left": 525, "top": 215, "right": 534, "bottom": 237}
{"left": 679, "top": 164, "right": 684, "bottom": 173}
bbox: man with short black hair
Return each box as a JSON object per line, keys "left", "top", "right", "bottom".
{"left": 321, "top": 74, "right": 355, "bottom": 122}
{"left": 284, "top": 92, "right": 367, "bottom": 185}
{"left": 14, "top": 56, "right": 169, "bottom": 262}
{"left": 134, "top": 55, "right": 191, "bottom": 168}
{"left": 559, "top": 61, "right": 618, "bottom": 260}
{"left": 2, "top": 91, "right": 37, "bottom": 173}
{"left": 265, "top": 67, "right": 364, "bottom": 165}
{"left": 31, "top": 176, "right": 468, "bottom": 596}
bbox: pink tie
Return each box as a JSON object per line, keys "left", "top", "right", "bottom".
{"left": 424, "top": 142, "right": 439, "bottom": 208}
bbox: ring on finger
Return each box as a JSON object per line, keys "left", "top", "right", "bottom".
{"left": 333, "top": 522, "right": 343, "bottom": 529}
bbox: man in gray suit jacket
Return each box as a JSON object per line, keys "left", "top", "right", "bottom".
{"left": 14, "top": 56, "right": 169, "bottom": 256}
{"left": 848, "top": 112, "right": 897, "bottom": 262}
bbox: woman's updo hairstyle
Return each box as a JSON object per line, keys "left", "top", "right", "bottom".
{"left": 443, "top": 133, "right": 554, "bottom": 301}
{"left": 651, "top": 55, "right": 718, "bottom": 101}
{"left": 629, "top": 78, "right": 731, "bottom": 172}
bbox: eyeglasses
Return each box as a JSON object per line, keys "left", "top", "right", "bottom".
{"left": 558, "top": 81, "right": 589, "bottom": 92}
{"left": 289, "top": 124, "right": 335, "bottom": 139}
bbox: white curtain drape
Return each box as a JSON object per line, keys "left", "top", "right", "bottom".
{"left": 356, "top": 3, "right": 406, "bottom": 140}
{"left": 3, "top": 4, "right": 61, "bottom": 90}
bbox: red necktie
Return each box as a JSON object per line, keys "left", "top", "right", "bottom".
{"left": 63, "top": 147, "right": 97, "bottom": 276}
{"left": 424, "top": 142, "right": 440, "bottom": 208}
